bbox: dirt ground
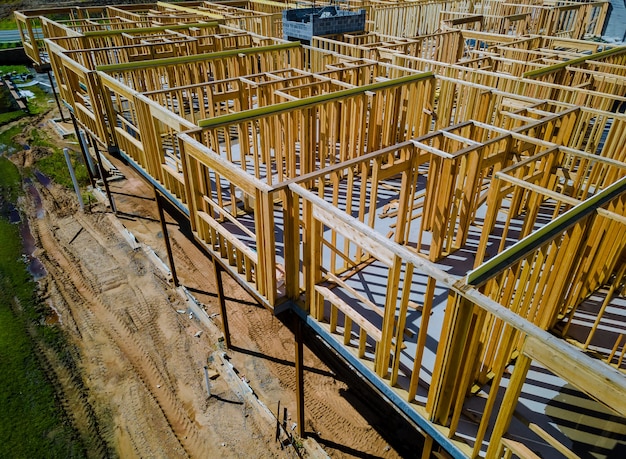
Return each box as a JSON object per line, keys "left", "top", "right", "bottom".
{"left": 10, "top": 112, "right": 423, "bottom": 458}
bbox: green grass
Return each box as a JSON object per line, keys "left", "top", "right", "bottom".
{"left": 30, "top": 130, "right": 90, "bottom": 189}
{"left": 0, "top": 41, "right": 21, "bottom": 49}
{"left": 0, "top": 17, "right": 17, "bottom": 30}
{"left": 0, "top": 67, "right": 51, "bottom": 126}
{"left": 0, "top": 65, "right": 30, "bottom": 75}
{"left": 0, "top": 123, "right": 25, "bottom": 154}
{"left": 0, "top": 110, "right": 26, "bottom": 125}
{"left": 0, "top": 157, "right": 85, "bottom": 458}
{"left": 24, "top": 84, "right": 53, "bottom": 116}
{"left": 0, "top": 154, "right": 21, "bottom": 202}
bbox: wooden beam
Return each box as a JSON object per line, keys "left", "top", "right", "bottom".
{"left": 83, "top": 22, "right": 219, "bottom": 37}
{"left": 523, "top": 46, "right": 626, "bottom": 79}
{"left": 484, "top": 352, "right": 532, "bottom": 459}
{"left": 524, "top": 336, "right": 626, "bottom": 417}
{"left": 156, "top": 1, "right": 224, "bottom": 20}
{"left": 468, "top": 176, "right": 626, "bottom": 286}
{"left": 97, "top": 42, "right": 301, "bottom": 72}
{"left": 198, "top": 72, "right": 435, "bottom": 128}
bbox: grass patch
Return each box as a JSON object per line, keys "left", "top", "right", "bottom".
{"left": 0, "top": 157, "right": 85, "bottom": 458}
{"left": 0, "top": 65, "right": 30, "bottom": 76}
{"left": 0, "top": 17, "right": 17, "bottom": 30}
{"left": 0, "top": 123, "right": 25, "bottom": 154}
{"left": 0, "top": 154, "right": 21, "bottom": 202}
{"left": 24, "top": 84, "right": 53, "bottom": 116}
{"left": 0, "top": 67, "right": 51, "bottom": 126}
{"left": 0, "top": 41, "right": 21, "bottom": 49}
{"left": 30, "top": 130, "right": 90, "bottom": 189}
{"left": 0, "top": 109, "right": 26, "bottom": 125}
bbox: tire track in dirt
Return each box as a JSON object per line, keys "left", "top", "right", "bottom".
{"left": 35, "top": 339, "right": 111, "bottom": 459}
{"left": 114, "top": 282, "right": 177, "bottom": 390}
{"left": 14, "top": 274, "right": 110, "bottom": 459}
{"left": 36, "top": 226, "right": 176, "bottom": 457}
{"left": 35, "top": 213, "right": 211, "bottom": 458}
{"left": 32, "top": 227, "right": 118, "bottom": 457}
{"left": 221, "top": 292, "right": 402, "bottom": 457}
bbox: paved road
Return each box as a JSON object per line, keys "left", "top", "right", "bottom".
{"left": 604, "top": 0, "right": 626, "bottom": 42}
{"left": 0, "top": 29, "right": 23, "bottom": 43}
{"left": 0, "top": 28, "right": 42, "bottom": 43}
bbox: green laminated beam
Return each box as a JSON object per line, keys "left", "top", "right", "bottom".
{"left": 197, "top": 72, "right": 434, "bottom": 128}
{"left": 156, "top": 1, "right": 224, "bottom": 20}
{"left": 523, "top": 46, "right": 626, "bottom": 78}
{"left": 83, "top": 21, "right": 219, "bottom": 37}
{"left": 96, "top": 41, "right": 300, "bottom": 72}
{"left": 467, "top": 176, "right": 626, "bottom": 286}
{"left": 250, "top": 0, "right": 297, "bottom": 8}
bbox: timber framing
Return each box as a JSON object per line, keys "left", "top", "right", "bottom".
{"left": 15, "top": 1, "right": 626, "bottom": 457}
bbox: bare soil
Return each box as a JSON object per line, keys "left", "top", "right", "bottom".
{"left": 9, "top": 112, "right": 423, "bottom": 458}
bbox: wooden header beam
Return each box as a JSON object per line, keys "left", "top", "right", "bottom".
{"left": 197, "top": 72, "right": 434, "bottom": 128}
{"left": 156, "top": 1, "right": 224, "bottom": 19}
{"left": 82, "top": 21, "right": 219, "bottom": 37}
{"left": 467, "top": 176, "right": 626, "bottom": 286}
{"left": 96, "top": 41, "right": 299, "bottom": 71}
{"left": 250, "top": 0, "right": 297, "bottom": 8}
{"left": 525, "top": 336, "right": 626, "bottom": 417}
{"left": 523, "top": 46, "right": 626, "bottom": 78}
{"left": 179, "top": 133, "right": 272, "bottom": 195}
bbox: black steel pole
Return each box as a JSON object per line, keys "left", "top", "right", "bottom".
{"left": 69, "top": 113, "right": 96, "bottom": 187}
{"left": 154, "top": 187, "right": 179, "bottom": 287}
{"left": 47, "top": 70, "right": 67, "bottom": 122}
{"left": 214, "top": 261, "right": 232, "bottom": 348}
{"left": 294, "top": 316, "right": 305, "bottom": 438}
{"left": 90, "top": 135, "right": 117, "bottom": 215}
